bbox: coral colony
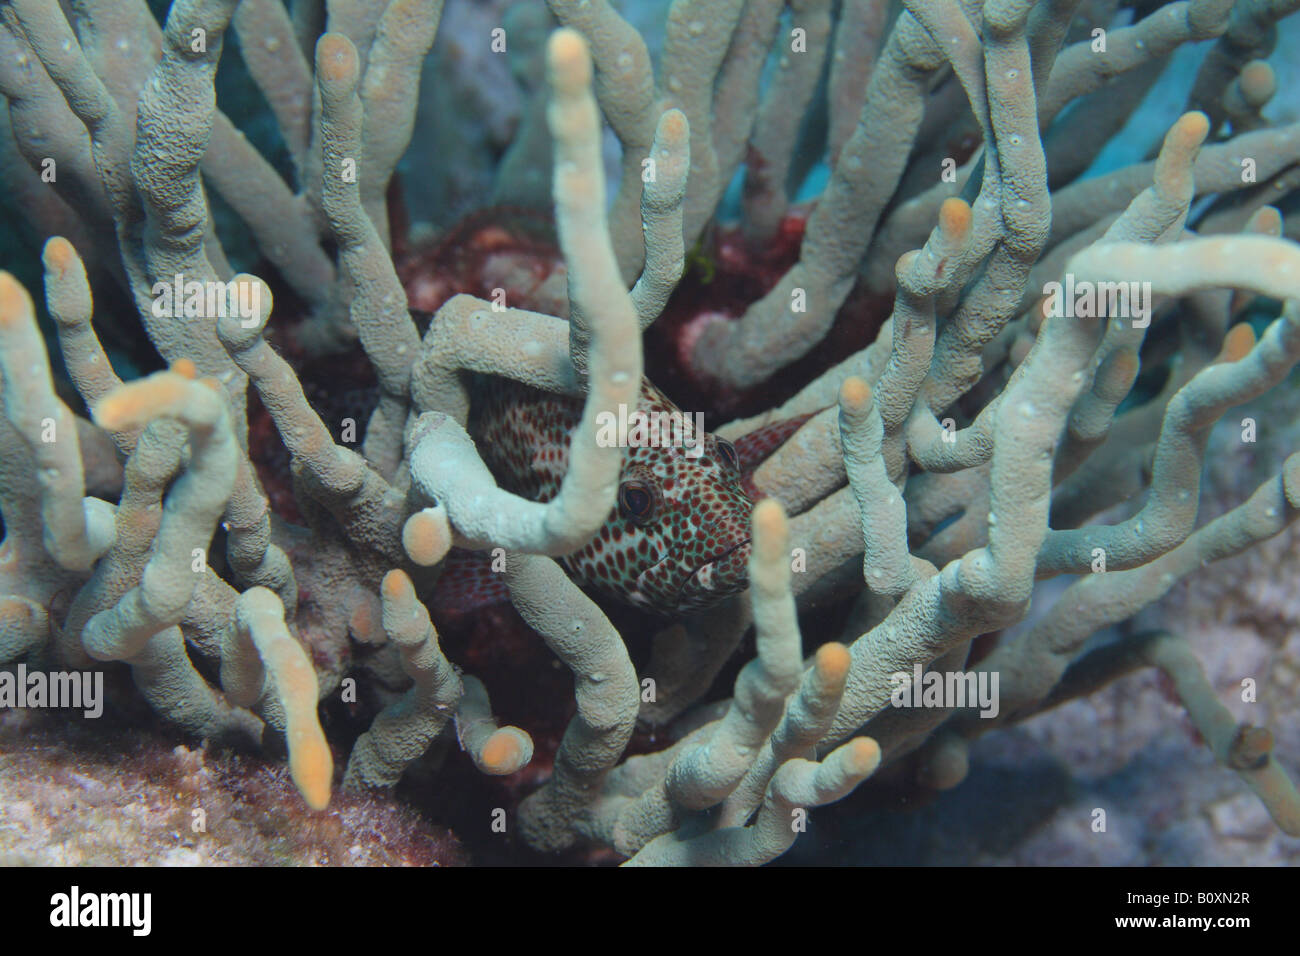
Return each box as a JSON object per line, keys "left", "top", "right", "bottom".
{"left": 0, "top": 0, "right": 1298, "bottom": 867}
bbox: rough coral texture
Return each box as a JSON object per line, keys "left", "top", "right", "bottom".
{"left": 0, "top": 709, "right": 466, "bottom": 866}
{"left": 1, "top": 0, "right": 1300, "bottom": 866}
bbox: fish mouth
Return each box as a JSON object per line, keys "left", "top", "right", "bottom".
{"left": 679, "top": 539, "right": 752, "bottom": 601}
{"left": 630, "top": 538, "right": 752, "bottom": 614}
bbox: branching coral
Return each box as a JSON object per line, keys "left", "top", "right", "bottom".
{"left": 1, "top": 0, "right": 1299, "bottom": 866}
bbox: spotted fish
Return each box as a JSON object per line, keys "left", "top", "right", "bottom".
{"left": 462, "top": 377, "right": 756, "bottom": 616}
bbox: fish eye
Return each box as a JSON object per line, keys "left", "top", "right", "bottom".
{"left": 618, "top": 480, "right": 658, "bottom": 524}
{"left": 716, "top": 439, "right": 740, "bottom": 472}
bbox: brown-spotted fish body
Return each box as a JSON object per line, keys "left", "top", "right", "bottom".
{"left": 468, "top": 377, "right": 755, "bottom": 616}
